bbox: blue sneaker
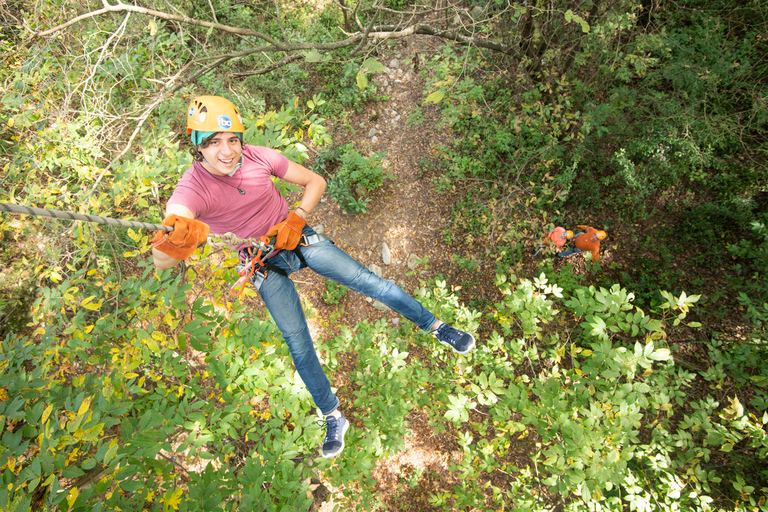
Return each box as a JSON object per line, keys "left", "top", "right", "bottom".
{"left": 432, "top": 323, "right": 476, "bottom": 354}
{"left": 317, "top": 412, "right": 349, "bottom": 458}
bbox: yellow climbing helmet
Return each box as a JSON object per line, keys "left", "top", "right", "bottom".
{"left": 597, "top": 230, "right": 607, "bottom": 240}
{"left": 565, "top": 230, "right": 575, "bottom": 239}
{"left": 186, "top": 95, "right": 244, "bottom": 137}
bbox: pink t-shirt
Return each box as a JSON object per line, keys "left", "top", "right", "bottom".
{"left": 168, "top": 145, "right": 289, "bottom": 249}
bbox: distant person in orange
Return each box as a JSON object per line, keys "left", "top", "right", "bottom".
{"left": 557, "top": 226, "right": 607, "bottom": 261}
{"left": 533, "top": 227, "right": 574, "bottom": 256}
{"left": 547, "top": 227, "right": 574, "bottom": 248}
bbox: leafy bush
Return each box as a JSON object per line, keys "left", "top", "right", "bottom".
{"left": 313, "top": 142, "right": 391, "bottom": 213}
{"left": 322, "top": 279, "right": 348, "bottom": 305}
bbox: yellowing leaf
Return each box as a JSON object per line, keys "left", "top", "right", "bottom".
{"left": 42, "top": 404, "right": 53, "bottom": 424}
{"left": 66, "top": 487, "right": 79, "bottom": 508}
{"left": 77, "top": 397, "right": 92, "bottom": 422}
{"left": 164, "top": 487, "right": 184, "bottom": 510}
{"left": 80, "top": 296, "right": 103, "bottom": 310}
{"left": 424, "top": 91, "right": 445, "bottom": 104}
{"left": 149, "top": 19, "right": 158, "bottom": 36}
{"left": 145, "top": 338, "right": 160, "bottom": 354}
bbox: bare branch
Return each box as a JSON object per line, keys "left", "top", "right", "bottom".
{"left": 351, "top": 0, "right": 382, "bottom": 57}
{"left": 29, "top": 1, "right": 280, "bottom": 46}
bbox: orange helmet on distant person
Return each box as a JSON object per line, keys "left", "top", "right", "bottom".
{"left": 565, "top": 230, "right": 574, "bottom": 239}
{"left": 187, "top": 96, "right": 244, "bottom": 144}
{"left": 597, "top": 230, "right": 607, "bottom": 240}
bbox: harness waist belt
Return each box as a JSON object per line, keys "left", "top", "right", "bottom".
{"left": 301, "top": 233, "right": 331, "bottom": 245}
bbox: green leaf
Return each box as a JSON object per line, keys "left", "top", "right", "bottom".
{"left": 362, "top": 58, "right": 385, "bottom": 73}
{"left": 649, "top": 348, "right": 671, "bottom": 361}
{"left": 424, "top": 91, "right": 445, "bottom": 104}
{"left": 120, "top": 480, "right": 144, "bottom": 492}
{"left": 356, "top": 72, "right": 368, "bottom": 91}
{"left": 303, "top": 49, "right": 323, "bottom": 63}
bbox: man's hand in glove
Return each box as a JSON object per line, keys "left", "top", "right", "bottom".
{"left": 265, "top": 211, "right": 306, "bottom": 251}
{"left": 151, "top": 214, "right": 210, "bottom": 261}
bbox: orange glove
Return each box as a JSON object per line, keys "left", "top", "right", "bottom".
{"left": 265, "top": 211, "right": 306, "bottom": 250}
{"left": 151, "top": 214, "right": 210, "bottom": 260}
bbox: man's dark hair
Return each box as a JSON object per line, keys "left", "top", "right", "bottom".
{"left": 189, "top": 132, "right": 242, "bottom": 161}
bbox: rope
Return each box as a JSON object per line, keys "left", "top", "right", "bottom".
{"left": 0, "top": 202, "right": 173, "bottom": 232}
{"left": 206, "top": 232, "right": 263, "bottom": 248}
{"left": 0, "top": 202, "right": 275, "bottom": 264}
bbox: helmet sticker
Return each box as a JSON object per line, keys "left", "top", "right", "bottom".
{"left": 217, "top": 115, "right": 233, "bottom": 129}
{"left": 188, "top": 106, "right": 195, "bottom": 117}
{"left": 199, "top": 112, "right": 207, "bottom": 123}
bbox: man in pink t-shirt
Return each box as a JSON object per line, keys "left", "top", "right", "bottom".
{"left": 151, "top": 96, "right": 477, "bottom": 459}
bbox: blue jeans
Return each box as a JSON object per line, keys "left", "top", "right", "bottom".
{"left": 557, "top": 232, "right": 585, "bottom": 258}
{"left": 257, "top": 225, "right": 437, "bottom": 415}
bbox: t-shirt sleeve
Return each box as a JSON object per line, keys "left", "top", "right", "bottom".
{"left": 246, "top": 145, "right": 290, "bottom": 179}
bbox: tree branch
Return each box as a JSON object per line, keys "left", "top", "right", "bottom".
{"left": 29, "top": 0, "right": 280, "bottom": 46}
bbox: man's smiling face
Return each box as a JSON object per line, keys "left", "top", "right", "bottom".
{"left": 198, "top": 132, "right": 242, "bottom": 176}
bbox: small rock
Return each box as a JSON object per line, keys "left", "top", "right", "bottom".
{"left": 356, "top": 185, "right": 367, "bottom": 197}
{"left": 389, "top": 59, "right": 399, "bottom": 69}
{"left": 359, "top": 122, "right": 366, "bottom": 128}
{"left": 372, "top": 136, "right": 378, "bottom": 143}
{"left": 366, "top": 297, "right": 373, "bottom": 303}
{"left": 471, "top": 6, "right": 483, "bottom": 16}
{"left": 373, "top": 300, "right": 390, "bottom": 311}
{"left": 392, "top": 318, "right": 399, "bottom": 325}
{"left": 368, "top": 264, "right": 382, "bottom": 277}
{"left": 407, "top": 254, "right": 421, "bottom": 270}
{"left": 395, "top": 115, "right": 401, "bottom": 121}
{"left": 381, "top": 242, "right": 391, "bottom": 265}
{"left": 368, "top": 128, "right": 378, "bottom": 137}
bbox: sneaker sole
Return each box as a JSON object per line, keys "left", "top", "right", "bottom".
{"left": 321, "top": 420, "right": 350, "bottom": 459}
{"left": 439, "top": 335, "right": 476, "bottom": 355}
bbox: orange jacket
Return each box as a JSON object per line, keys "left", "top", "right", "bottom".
{"left": 547, "top": 227, "right": 568, "bottom": 248}
{"left": 574, "top": 225, "right": 601, "bottom": 261}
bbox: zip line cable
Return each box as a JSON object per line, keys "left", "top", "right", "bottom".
{"left": 0, "top": 203, "right": 173, "bottom": 232}
{"left": 0, "top": 203, "right": 272, "bottom": 249}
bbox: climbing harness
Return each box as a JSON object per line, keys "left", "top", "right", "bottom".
{"left": 229, "top": 231, "right": 332, "bottom": 296}
{"left": 230, "top": 236, "right": 276, "bottom": 297}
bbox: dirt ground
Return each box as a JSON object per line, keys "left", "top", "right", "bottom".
{"left": 231, "top": 40, "right": 630, "bottom": 511}
{"left": 236, "top": 42, "right": 549, "bottom": 511}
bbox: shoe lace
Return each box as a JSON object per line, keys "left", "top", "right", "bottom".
{"left": 316, "top": 417, "right": 338, "bottom": 441}
{"left": 437, "top": 324, "right": 461, "bottom": 343}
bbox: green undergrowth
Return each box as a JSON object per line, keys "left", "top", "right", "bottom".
{"left": 2, "top": 242, "right": 766, "bottom": 511}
